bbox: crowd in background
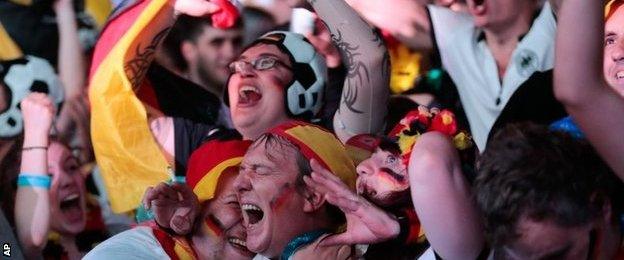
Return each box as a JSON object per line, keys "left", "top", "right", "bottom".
{"left": 0, "top": 0, "right": 623, "bottom": 259}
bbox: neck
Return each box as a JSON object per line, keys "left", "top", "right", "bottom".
{"left": 483, "top": 14, "right": 532, "bottom": 77}
{"left": 279, "top": 229, "right": 328, "bottom": 260}
{"left": 59, "top": 235, "right": 81, "bottom": 260}
{"left": 190, "top": 233, "right": 214, "bottom": 260}
{"left": 188, "top": 69, "right": 223, "bottom": 98}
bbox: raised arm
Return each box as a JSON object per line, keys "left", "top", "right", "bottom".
{"left": 88, "top": 0, "right": 218, "bottom": 212}
{"left": 308, "top": 0, "right": 389, "bottom": 143}
{"left": 408, "top": 132, "right": 484, "bottom": 260}
{"left": 345, "top": 0, "right": 433, "bottom": 51}
{"left": 554, "top": 0, "right": 624, "bottom": 181}
{"left": 14, "top": 93, "right": 55, "bottom": 258}
{"left": 54, "top": 0, "right": 85, "bottom": 100}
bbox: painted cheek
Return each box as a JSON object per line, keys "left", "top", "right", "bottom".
{"left": 376, "top": 173, "right": 405, "bottom": 190}
{"left": 269, "top": 183, "right": 297, "bottom": 212}
{"left": 203, "top": 217, "right": 224, "bottom": 238}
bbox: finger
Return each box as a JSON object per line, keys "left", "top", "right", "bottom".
{"left": 310, "top": 171, "right": 355, "bottom": 199}
{"left": 310, "top": 159, "right": 342, "bottom": 183}
{"left": 175, "top": 1, "right": 220, "bottom": 17}
{"left": 303, "top": 175, "right": 328, "bottom": 195}
{"left": 143, "top": 186, "right": 156, "bottom": 209}
{"left": 152, "top": 183, "right": 178, "bottom": 200}
{"left": 150, "top": 198, "right": 177, "bottom": 208}
{"left": 171, "top": 215, "right": 192, "bottom": 235}
{"left": 171, "top": 183, "right": 197, "bottom": 201}
{"left": 326, "top": 194, "right": 360, "bottom": 213}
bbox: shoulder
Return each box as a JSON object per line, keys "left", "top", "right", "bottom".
{"left": 83, "top": 226, "right": 168, "bottom": 260}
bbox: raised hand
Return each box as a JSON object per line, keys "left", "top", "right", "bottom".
{"left": 306, "top": 20, "right": 341, "bottom": 68}
{"left": 303, "top": 159, "right": 400, "bottom": 246}
{"left": 143, "top": 183, "right": 200, "bottom": 235}
{"left": 173, "top": 0, "right": 221, "bottom": 17}
{"left": 20, "top": 93, "right": 56, "bottom": 145}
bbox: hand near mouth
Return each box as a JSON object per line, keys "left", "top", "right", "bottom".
{"left": 143, "top": 183, "right": 200, "bottom": 235}
{"left": 303, "top": 159, "right": 400, "bottom": 246}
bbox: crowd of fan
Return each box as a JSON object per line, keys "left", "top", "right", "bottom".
{"left": 0, "top": 0, "right": 623, "bottom": 259}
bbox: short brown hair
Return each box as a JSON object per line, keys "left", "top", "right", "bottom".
{"left": 475, "top": 123, "right": 623, "bottom": 248}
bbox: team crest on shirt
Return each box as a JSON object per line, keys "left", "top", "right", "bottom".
{"left": 514, "top": 49, "right": 539, "bottom": 77}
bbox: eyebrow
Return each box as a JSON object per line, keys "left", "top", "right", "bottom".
{"left": 605, "top": 32, "right": 617, "bottom": 38}
{"left": 237, "top": 53, "right": 282, "bottom": 61}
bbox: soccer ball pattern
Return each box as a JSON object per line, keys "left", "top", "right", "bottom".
{"left": 263, "top": 31, "right": 327, "bottom": 119}
{"left": 0, "top": 55, "right": 64, "bottom": 137}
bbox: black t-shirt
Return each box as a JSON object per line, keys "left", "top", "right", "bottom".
{"left": 173, "top": 117, "right": 218, "bottom": 176}
{"left": 173, "top": 118, "right": 243, "bottom": 176}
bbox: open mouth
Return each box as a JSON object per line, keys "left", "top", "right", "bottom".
{"left": 238, "top": 85, "right": 262, "bottom": 107}
{"left": 59, "top": 193, "right": 84, "bottom": 222}
{"left": 471, "top": 0, "right": 486, "bottom": 15}
{"left": 228, "top": 236, "right": 255, "bottom": 256}
{"left": 616, "top": 71, "right": 624, "bottom": 80}
{"left": 60, "top": 193, "right": 81, "bottom": 210}
{"left": 241, "top": 203, "right": 264, "bottom": 226}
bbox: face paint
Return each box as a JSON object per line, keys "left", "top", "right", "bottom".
{"left": 379, "top": 167, "right": 406, "bottom": 183}
{"left": 269, "top": 183, "right": 296, "bottom": 212}
{"left": 203, "top": 214, "right": 225, "bottom": 238}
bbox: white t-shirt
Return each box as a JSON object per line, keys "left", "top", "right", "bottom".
{"left": 84, "top": 226, "right": 169, "bottom": 260}
{"left": 428, "top": 3, "right": 556, "bottom": 151}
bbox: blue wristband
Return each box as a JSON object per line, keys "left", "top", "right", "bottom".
{"left": 17, "top": 174, "right": 51, "bottom": 189}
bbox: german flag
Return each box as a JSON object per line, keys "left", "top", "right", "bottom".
{"left": 88, "top": 0, "right": 171, "bottom": 213}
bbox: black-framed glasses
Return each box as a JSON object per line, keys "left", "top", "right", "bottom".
{"left": 228, "top": 56, "right": 292, "bottom": 74}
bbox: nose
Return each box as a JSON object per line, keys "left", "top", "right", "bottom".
{"left": 222, "top": 41, "right": 238, "bottom": 62}
{"left": 56, "top": 171, "right": 76, "bottom": 190}
{"left": 612, "top": 40, "right": 624, "bottom": 62}
{"left": 232, "top": 62, "right": 256, "bottom": 77}
{"left": 356, "top": 159, "right": 375, "bottom": 176}
{"left": 233, "top": 169, "right": 252, "bottom": 193}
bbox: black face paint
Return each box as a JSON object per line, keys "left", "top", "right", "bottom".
{"left": 380, "top": 167, "right": 405, "bottom": 182}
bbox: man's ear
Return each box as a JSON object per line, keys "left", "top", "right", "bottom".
{"left": 180, "top": 41, "right": 197, "bottom": 65}
{"left": 302, "top": 185, "right": 326, "bottom": 213}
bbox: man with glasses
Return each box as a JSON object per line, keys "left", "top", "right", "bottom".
{"left": 88, "top": 0, "right": 388, "bottom": 215}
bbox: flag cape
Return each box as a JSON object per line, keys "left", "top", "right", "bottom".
{"left": 88, "top": 0, "right": 170, "bottom": 213}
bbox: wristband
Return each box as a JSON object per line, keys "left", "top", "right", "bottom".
{"left": 22, "top": 146, "right": 48, "bottom": 151}
{"left": 17, "top": 174, "right": 52, "bottom": 189}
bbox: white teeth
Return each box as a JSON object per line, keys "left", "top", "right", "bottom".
{"left": 229, "top": 238, "right": 247, "bottom": 247}
{"left": 241, "top": 204, "right": 262, "bottom": 211}
{"left": 616, "top": 71, "right": 624, "bottom": 79}
{"left": 239, "top": 86, "right": 260, "bottom": 95}
{"left": 63, "top": 193, "right": 79, "bottom": 202}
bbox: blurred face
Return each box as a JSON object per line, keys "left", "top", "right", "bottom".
{"left": 466, "top": 0, "right": 533, "bottom": 29}
{"left": 496, "top": 218, "right": 594, "bottom": 260}
{"left": 356, "top": 148, "right": 409, "bottom": 207}
{"left": 190, "top": 25, "right": 243, "bottom": 88}
{"left": 234, "top": 140, "right": 309, "bottom": 258}
{"left": 194, "top": 169, "right": 255, "bottom": 260}
{"left": 604, "top": 5, "right": 624, "bottom": 97}
{"left": 227, "top": 44, "right": 293, "bottom": 140}
{"left": 48, "top": 141, "right": 87, "bottom": 235}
